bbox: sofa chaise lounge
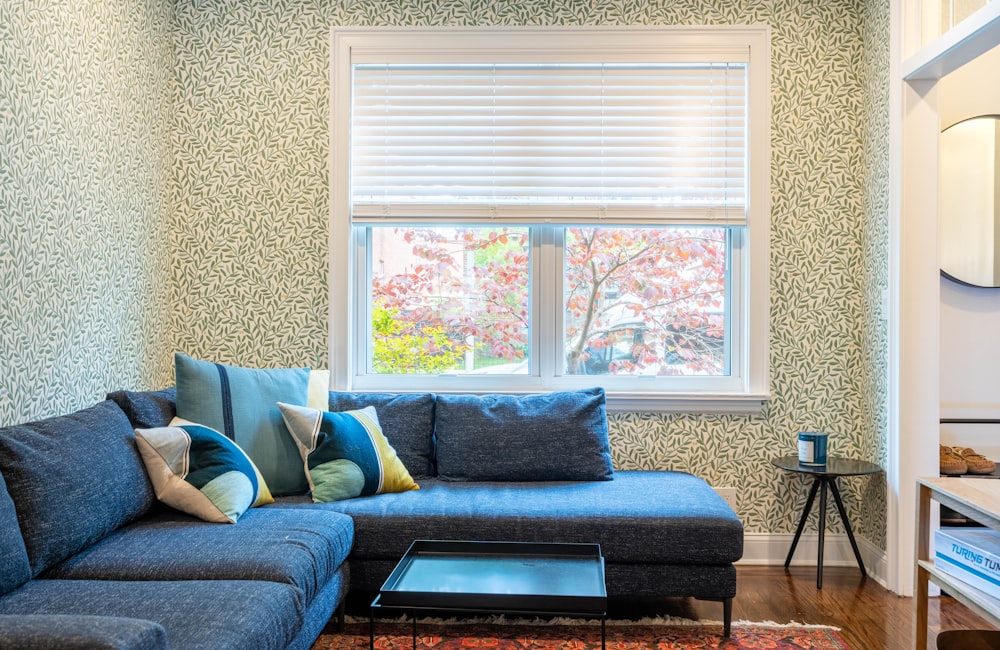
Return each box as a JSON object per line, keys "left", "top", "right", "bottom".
{"left": 0, "top": 382, "right": 742, "bottom": 649}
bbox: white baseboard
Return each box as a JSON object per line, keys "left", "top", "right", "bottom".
{"left": 737, "top": 532, "right": 889, "bottom": 588}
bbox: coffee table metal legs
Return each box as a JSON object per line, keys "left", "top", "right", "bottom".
{"left": 784, "top": 476, "right": 867, "bottom": 589}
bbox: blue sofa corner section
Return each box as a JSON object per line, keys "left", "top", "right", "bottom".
{"left": 0, "top": 387, "right": 743, "bottom": 648}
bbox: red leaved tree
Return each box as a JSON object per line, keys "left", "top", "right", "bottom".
{"left": 370, "top": 226, "right": 725, "bottom": 376}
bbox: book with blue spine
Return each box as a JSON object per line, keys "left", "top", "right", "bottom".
{"left": 935, "top": 527, "right": 1000, "bottom": 599}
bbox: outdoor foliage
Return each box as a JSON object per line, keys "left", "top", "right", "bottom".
{"left": 370, "top": 226, "right": 726, "bottom": 376}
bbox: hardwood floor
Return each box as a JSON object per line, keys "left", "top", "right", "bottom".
{"left": 345, "top": 565, "right": 994, "bottom": 649}
{"left": 684, "top": 565, "right": 994, "bottom": 650}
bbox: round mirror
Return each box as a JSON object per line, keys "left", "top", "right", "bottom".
{"left": 940, "top": 115, "right": 1000, "bottom": 287}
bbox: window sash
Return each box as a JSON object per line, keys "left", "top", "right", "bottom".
{"left": 351, "top": 224, "right": 745, "bottom": 393}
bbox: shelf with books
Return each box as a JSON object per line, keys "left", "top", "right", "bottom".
{"left": 915, "top": 477, "right": 1000, "bottom": 648}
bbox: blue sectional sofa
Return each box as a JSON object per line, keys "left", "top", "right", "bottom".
{"left": 0, "top": 385, "right": 743, "bottom": 649}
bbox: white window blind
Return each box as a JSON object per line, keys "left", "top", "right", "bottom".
{"left": 350, "top": 62, "right": 748, "bottom": 225}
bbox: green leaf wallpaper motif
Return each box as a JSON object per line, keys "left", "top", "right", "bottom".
{"left": 1, "top": 0, "right": 890, "bottom": 549}
{"left": 171, "top": 0, "right": 890, "bottom": 547}
{"left": 1, "top": 0, "right": 175, "bottom": 424}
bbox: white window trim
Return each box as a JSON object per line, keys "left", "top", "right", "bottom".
{"left": 329, "top": 26, "right": 771, "bottom": 414}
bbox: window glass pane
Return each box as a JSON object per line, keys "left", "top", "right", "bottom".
{"left": 563, "top": 227, "right": 728, "bottom": 376}
{"left": 369, "top": 226, "right": 530, "bottom": 375}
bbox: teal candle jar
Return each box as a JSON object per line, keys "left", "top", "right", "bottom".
{"left": 798, "top": 431, "right": 828, "bottom": 466}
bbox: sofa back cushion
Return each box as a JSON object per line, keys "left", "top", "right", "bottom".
{"left": 0, "top": 400, "right": 155, "bottom": 576}
{"left": 328, "top": 392, "right": 435, "bottom": 478}
{"left": 106, "top": 387, "right": 177, "bottom": 429}
{"left": 434, "top": 388, "right": 614, "bottom": 481}
{"left": 0, "top": 471, "right": 31, "bottom": 596}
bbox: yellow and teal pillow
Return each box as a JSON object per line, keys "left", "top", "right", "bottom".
{"left": 277, "top": 403, "right": 418, "bottom": 503}
{"left": 134, "top": 419, "right": 274, "bottom": 523}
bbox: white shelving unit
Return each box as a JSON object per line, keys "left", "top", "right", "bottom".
{"left": 903, "top": 1, "right": 1000, "bottom": 79}
{"left": 914, "top": 477, "right": 1000, "bottom": 648}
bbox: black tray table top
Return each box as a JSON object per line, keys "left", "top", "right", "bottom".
{"left": 371, "top": 540, "right": 608, "bottom": 650}
{"left": 376, "top": 540, "right": 607, "bottom": 615}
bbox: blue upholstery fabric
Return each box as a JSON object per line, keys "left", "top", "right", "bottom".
{"left": 0, "top": 400, "right": 155, "bottom": 576}
{"left": 0, "top": 579, "right": 302, "bottom": 650}
{"left": 45, "top": 508, "right": 353, "bottom": 603}
{"left": 434, "top": 388, "right": 613, "bottom": 481}
{"left": 284, "top": 564, "right": 349, "bottom": 650}
{"left": 270, "top": 470, "right": 742, "bottom": 565}
{"left": 106, "top": 387, "right": 177, "bottom": 429}
{"left": 175, "top": 353, "right": 313, "bottom": 496}
{"left": 328, "top": 391, "right": 435, "bottom": 478}
{"left": 339, "top": 557, "right": 736, "bottom": 599}
{"left": 0, "top": 614, "right": 167, "bottom": 650}
{"left": 0, "top": 472, "right": 30, "bottom": 597}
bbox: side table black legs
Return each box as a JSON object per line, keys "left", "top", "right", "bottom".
{"left": 772, "top": 455, "right": 882, "bottom": 590}
{"left": 783, "top": 475, "right": 867, "bottom": 588}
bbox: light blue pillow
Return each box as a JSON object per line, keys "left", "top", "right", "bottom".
{"left": 174, "top": 353, "right": 328, "bottom": 496}
{"left": 135, "top": 420, "right": 274, "bottom": 523}
{"left": 434, "top": 388, "right": 613, "bottom": 482}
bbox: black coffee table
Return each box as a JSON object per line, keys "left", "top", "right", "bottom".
{"left": 371, "top": 540, "right": 607, "bottom": 650}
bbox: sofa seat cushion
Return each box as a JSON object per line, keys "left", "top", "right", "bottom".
{"left": 270, "top": 470, "right": 741, "bottom": 565}
{"left": 0, "top": 614, "right": 167, "bottom": 650}
{"left": 0, "top": 400, "right": 155, "bottom": 576}
{"left": 44, "top": 508, "right": 353, "bottom": 603}
{"left": 0, "top": 579, "right": 302, "bottom": 650}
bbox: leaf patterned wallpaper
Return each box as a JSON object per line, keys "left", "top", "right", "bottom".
{"left": 171, "top": 0, "right": 890, "bottom": 546}
{"left": 1, "top": 0, "right": 175, "bottom": 424}
{"left": 1, "top": 0, "right": 890, "bottom": 549}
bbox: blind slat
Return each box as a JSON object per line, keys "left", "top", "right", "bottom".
{"left": 351, "top": 62, "right": 747, "bottom": 225}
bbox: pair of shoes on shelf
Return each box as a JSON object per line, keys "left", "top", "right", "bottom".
{"left": 941, "top": 445, "right": 967, "bottom": 475}
{"left": 953, "top": 446, "right": 997, "bottom": 475}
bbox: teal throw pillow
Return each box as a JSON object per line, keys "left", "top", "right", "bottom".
{"left": 174, "top": 353, "right": 329, "bottom": 496}
{"left": 135, "top": 420, "right": 274, "bottom": 523}
{"left": 278, "top": 403, "right": 419, "bottom": 503}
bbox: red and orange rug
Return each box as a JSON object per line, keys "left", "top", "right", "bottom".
{"left": 312, "top": 619, "right": 851, "bottom": 650}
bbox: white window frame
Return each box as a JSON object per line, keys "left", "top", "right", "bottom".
{"left": 330, "top": 26, "right": 771, "bottom": 413}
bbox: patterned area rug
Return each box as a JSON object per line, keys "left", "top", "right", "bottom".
{"left": 311, "top": 619, "right": 852, "bottom": 650}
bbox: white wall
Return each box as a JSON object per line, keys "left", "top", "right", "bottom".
{"left": 939, "top": 43, "right": 1000, "bottom": 456}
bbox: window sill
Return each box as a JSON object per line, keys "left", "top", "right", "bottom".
{"left": 605, "top": 391, "right": 771, "bottom": 414}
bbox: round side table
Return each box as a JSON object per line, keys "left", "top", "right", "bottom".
{"left": 771, "top": 455, "right": 883, "bottom": 589}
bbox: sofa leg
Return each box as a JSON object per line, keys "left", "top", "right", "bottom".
{"left": 722, "top": 598, "right": 732, "bottom": 638}
{"left": 337, "top": 601, "right": 346, "bottom": 632}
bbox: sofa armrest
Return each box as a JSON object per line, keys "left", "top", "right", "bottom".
{"left": 0, "top": 615, "right": 166, "bottom": 649}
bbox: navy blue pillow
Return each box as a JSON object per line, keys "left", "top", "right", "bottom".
{"left": 434, "top": 388, "right": 613, "bottom": 482}
{"left": 328, "top": 392, "right": 436, "bottom": 478}
{"left": 0, "top": 401, "right": 155, "bottom": 576}
{"left": 0, "top": 471, "right": 31, "bottom": 596}
{"left": 106, "top": 387, "right": 177, "bottom": 429}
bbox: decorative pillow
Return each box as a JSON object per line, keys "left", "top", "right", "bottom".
{"left": 174, "top": 353, "right": 330, "bottom": 496}
{"left": 135, "top": 419, "right": 274, "bottom": 523}
{"left": 328, "top": 392, "right": 436, "bottom": 478}
{"left": 106, "top": 387, "right": 177, "bottom": 429}
{"left": 0, "top": 471, "right": 31, "bottom": 596}
{"left": 434, "top": 387, "right": 614, "bottom": 482}
{"left": 277, "top": 403, "right": 419, "bottom": 503}
{"left": 0, "top": 401, "right": 155, "bottom": 576}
